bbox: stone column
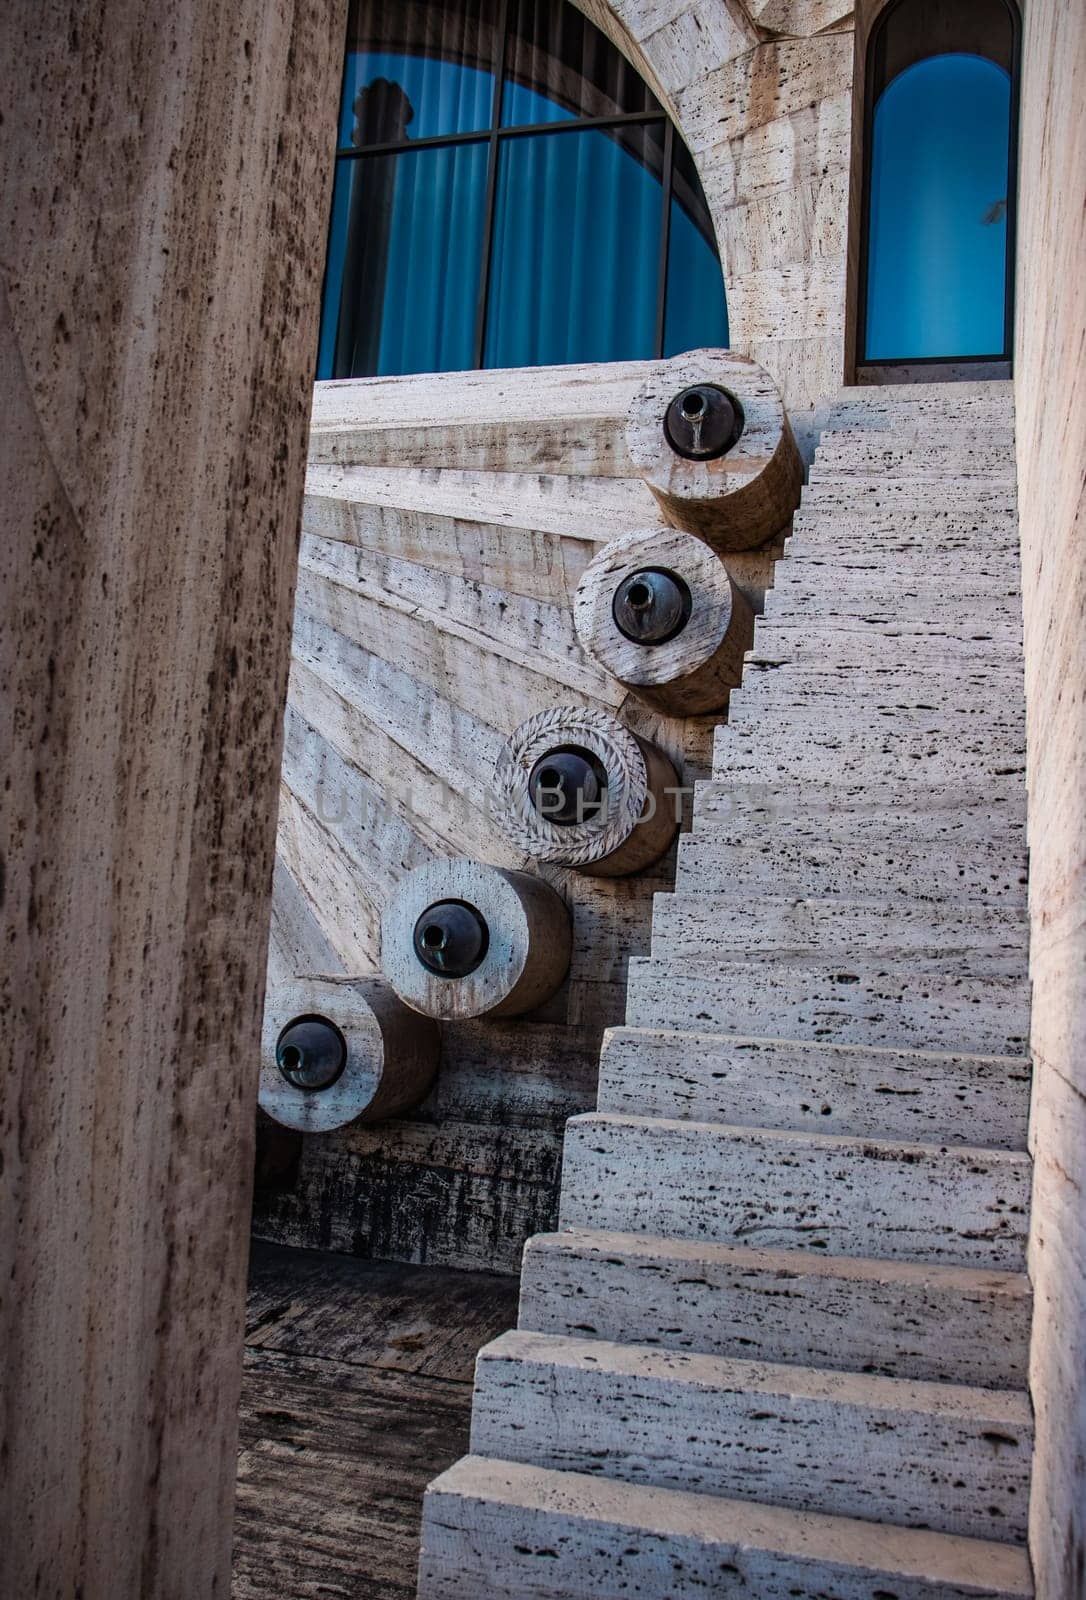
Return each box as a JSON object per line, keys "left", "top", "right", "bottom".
{"left": 0, "top": 1, "right": 345, "bottom": 1594}
{"left": 1014, "top": 1, "right": 1086, "bottom": 1595}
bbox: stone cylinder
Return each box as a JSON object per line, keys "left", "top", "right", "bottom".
{"left": 259, "top": 976, "right": 440, "bottom": 1132}
{"left": 492, "top": 706, "right": 680, "bottom": 877}
{"left": 381, "top": 859, "right": 572, "bottom": 1020}
{"left": 573, "top": 526, "right": 755, "bottom": 714}
{"left": 626, "top": 349, "right": 803, "bottom": 551}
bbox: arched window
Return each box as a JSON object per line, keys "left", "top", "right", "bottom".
{"left": 317, "top": 0, "right": 728, "bottom": 379}
{"left": 859, "top": 0, "right": 1019, "bottom": 367}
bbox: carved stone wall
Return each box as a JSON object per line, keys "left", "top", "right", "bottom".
{"left": 254, "top": 359, "right": 788, "bottom": 1271}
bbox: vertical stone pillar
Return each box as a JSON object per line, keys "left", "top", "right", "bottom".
{"left": 0, "top": 1, "right": 345, "bottom": 1595}
{"left": 1014, "top": 2, "right": 1086, "bottom": 1595}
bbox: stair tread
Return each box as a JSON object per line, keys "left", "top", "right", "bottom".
{"left": 597, "top": 1026, "right": 1030, "bottom": 1149}
{"left": 480, "top": 1328, "right": 1031, "bottom": 1422}
{"left": 530, "top": 1225, "right": 1032, "bottom": 1294}
{"left": 626, "top": 957, "right": 1030, "bottom": 1057}
{"left": 520, "top": 1226, "right": 1031, "bottom": 1387}
{"left": 422, "top": 1456, "right": 1033, "bottom": 1597}
{"left": 601, "top": 1027, "right": 1030, "bottom": 1070}
{"left": 652, "top": 893, "right": 1027, "bottom": 960}
{"left": 470, "top": 1333, "right": 1032, "bottom": 1542}
{"left": 568, "top": 1109, "right": 1031, "bottom": 1165}
{"left": 560, "top": 1113, "right": 1030, "bottom": 1271}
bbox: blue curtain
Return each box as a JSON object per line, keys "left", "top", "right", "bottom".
{"left": 865, "top": 53, "right": 1011, "bottom": 360}
{"left": 316, "top": 0, "right": 730, "bottom": 378}
{"left": 484, "top": 128, "right": 662, "bottom": 368}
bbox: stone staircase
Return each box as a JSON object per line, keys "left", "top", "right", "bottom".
{"left": 417, "top": 382, "right": 1034, "bottom": 1599}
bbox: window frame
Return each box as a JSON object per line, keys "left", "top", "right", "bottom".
{"left": 320, "top": 0, "right": 724, "bottom": 376}
{"left": 855, "top": 0, "right": 1022, "bottom": 372}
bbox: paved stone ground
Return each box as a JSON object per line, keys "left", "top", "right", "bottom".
{"left": 232, "top": 1240, "right": 518, "bottom": 1598}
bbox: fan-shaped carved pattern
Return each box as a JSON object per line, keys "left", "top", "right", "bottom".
{"left": 254, "top": 360, "right": 783, "bottom": 1271}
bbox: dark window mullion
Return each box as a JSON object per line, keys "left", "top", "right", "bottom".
{"left": 333, "top": 107, "right": 665, "bottom": 161}
{"left": 334, "top": 128, "right": 491, "bottom": 160}
{"left": 494, "top": 109, "right": 664, "bottom": 140}
{"left": 653, "top": 119, "right": 674, "bottom": 359}
{"left": 472, "top": 0, "right": 511, "bottom": 369}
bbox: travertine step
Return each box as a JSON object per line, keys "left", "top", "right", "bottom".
{"left": 469, "top": 1333, "right": 1032, "bottom": 1543}
{"left": 728, "top": 657, "right": 1027, "bottom": 715}
{"left": 711, "top": 719, "right": 1025, "bottom": 789}
{"left": 626, "top": 957, "right": 1030, "bottom": 1056}
{"left": 597, "top": 1028, "right": 1030, "bottom": 1148}
{"left": 743, "top": 619, "right": 1026, "bottom": 674}
{"left": 560, "top": 1114, "right": 1029, "bottom": 1269}
{"left": 800, "top": 478, "right": 1017, "bottom": 513}
{"left": 673, "top": 843, "right": 1025, "bottom": 918}
{"left": 760, "top": 549, "right": 1021, "bottom": 602}
{"left": 744, "top": 588, "right": 1024, "bottom": 641}
{"left": 519, "top": 1228, "right": 1031, "bottom": 1387}
{"left": 724, "top": 673, "right": 1025, "bottom": 733}
{"left": 812, "top": 433, "right": 1016, "bottom": 480}
{"left": 690, "top": 775, "right": 1026, "bottom": 841}
{"left": 651, "top": 895, "right": 1026, "bottom": 975}
{"left": 420, "top": 1457, "right": 1033, "bottom": 1599}
{"left": 817, "top": 421, "right": 1016, "bottom": 447}
{"left": 829, "top": 382, "right": 1014, "bottom": 430}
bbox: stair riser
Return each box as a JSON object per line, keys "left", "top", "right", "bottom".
{"left": 830, "top": 383, "right": 1014, "bottom": 426}
{"left": 800, "top": 481, "right": 1017, "bottom": 511}
{"left": 625, "top": 961, "right": 1030, "bottom": 1058}
{"left": 792, "top": 503, "right": 1019, "bottom": 536}
{"left": 819, "top": 420, "right": 1016, "bottom": 439}
{"left": 420, "top": 1478, "right": 1029, "bottom": 1599}
{"left": 519, "top": 1236, "right": 1031, "bottom": 1388}
{"left": 710, "top": 743, "right": 1027, "bottom": 801}
{"left": 560, "top": 1117, "right": 1030, "bottom": 1270}
{"left": 809, "top": 465, "right": 1016, "bottom": 487}
{"left": 597, "top": 1030, "right": 1030, "bottom": 1149}
{"left": 715, "top": 692, "right": 1025, "bottom": 757}
{"left": 674, "top": 840, "right": 1027, "bottom": 908}
{"left": 761, "top": 577, "right": 1022, "bottom": 623}
{"left": 811, "top": 446, "right": 1015, "bottom": 479}
{"left": 690, "top": 783, "right": 1026, "bottom": 843}
{"left": 650, "top": 897, "right": 1027, "bottom": 976}
{"left": 470, "top": 1345, "right": 1032, "bottom": 1543}
{"left": 745, "top": 624, "right": 1026, "bottom": 675}
{"left": 729, "top": 674, "right": 1027, "bottom": 720}
{"left": 742, "top": 594, "right": 1023, "bottom": 643}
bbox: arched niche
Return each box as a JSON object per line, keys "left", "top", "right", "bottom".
{"left": 853, "top": 0, "right": 1020, "bottom": 379}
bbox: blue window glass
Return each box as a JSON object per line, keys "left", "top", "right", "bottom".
{"left": 501, "top": 0, "right": 658, "bottom": 128}
{"left": 337, "top": 2, "right": 500, "bottom": 145}
{"left": 323, "top": 144, "right": 487, "bottom": 379}
{"left": 861, "top": 0, "right": 1018, "bottom": 365}
{"left": 665, "top": 141, "right": 729, "bottom": 358}
{"left": 317, "top": 0, "right": 729, "bottom": 379}
{"left": 339, "top": 52, "right": 495, "bottom": 145}
{"left": 485, "top": 127, "right": 663, "bottom": 367}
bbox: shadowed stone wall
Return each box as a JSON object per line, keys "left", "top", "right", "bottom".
{"left": 1015, "top": 1, "right": 1086, "bottom": 1594}
{"left": 0, "top": 1, "right": 345, "bottom": 1593}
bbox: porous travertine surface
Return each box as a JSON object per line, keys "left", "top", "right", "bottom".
{"left": 418, "top": 383, "right": 1035, "bottom": 1598}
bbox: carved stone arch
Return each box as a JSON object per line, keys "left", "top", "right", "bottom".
{"left": 567, "top": 0, "right": 858, "bottom": 413}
